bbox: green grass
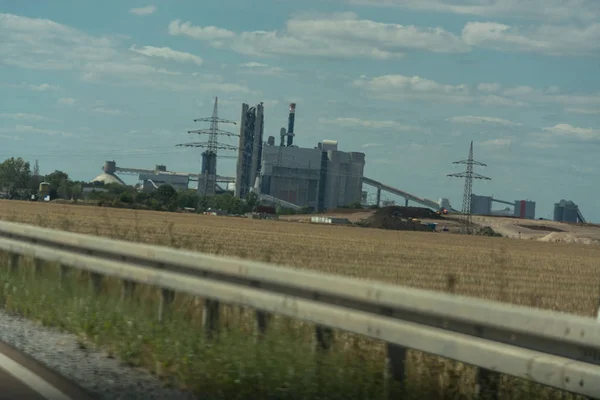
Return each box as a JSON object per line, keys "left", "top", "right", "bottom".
{"left": 0, "top": 253, "right": 415, "bottom": 400}
{"left": 0, "top": 251, "right": 585, "bottom": 400}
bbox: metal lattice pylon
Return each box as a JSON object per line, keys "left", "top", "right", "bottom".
{"left": 447, "top": 141, "right": 491, "bottom": 234}
{"left": 176, "top": 97, "right": 238, "bottom": 196}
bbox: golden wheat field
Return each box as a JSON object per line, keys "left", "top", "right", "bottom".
{"left": 2, "top": 200, "right": 600, "bottom": 317}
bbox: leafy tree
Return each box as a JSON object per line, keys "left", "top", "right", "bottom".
{"left": 155, "top": 184, "right": 177, "bottom": 202}
{"left": 57, "top": 178, "right": 70, "bottom": 199}
{"left": 176, "top": 190, "right": 199, "bottom": 209}
{"left": 246, "top": 191, "right": 259, "bottom": 209}
{"left": 71, "top": 183, "right": 83, "bottom": 200}
{"left": 119, "top": 192, "right": 134, "bottom": 204}
{"left": 154, "top": 184, "right": 178, "bottom": 211}
{"left": 347, "top": 200, "right": 363, "bottom": 209}
{"left": 29, "top": 174, "right": 42, "bottom": 193}
{"left": 0, "top": 157, "right": 32, "bottom": 198}
{"left": 44, "top": 170, "right": 69, "bottom": 190}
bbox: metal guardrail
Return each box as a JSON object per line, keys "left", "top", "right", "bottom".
{"left": 0, "top": 220, "right": 599, "bottom": 398}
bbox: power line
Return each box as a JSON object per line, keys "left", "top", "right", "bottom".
{"left": 447, "top": 141, "right": 491, "bottom": 234}
{"left": 176, "top": 97, "right": 238, "bottom": 196}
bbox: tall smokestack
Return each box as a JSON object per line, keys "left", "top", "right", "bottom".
{"left": 287, "top": 103, "right": 296, "bottom": 147}
{"left": 280, "top": 127, "right": 286, "bottom": 147}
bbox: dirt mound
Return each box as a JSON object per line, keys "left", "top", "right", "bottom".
{"left": 538, "top": 232, "right": 600, "bottom": 245}
{"left": 358, "top": 206, "right": 441, "bottom": 231}
{"left": 326, "top": 208, "right": 367, "bottom": 214}
{"left": 516, "top": 224, "right": 565, "bottom": 232}
{"left": 374, "top": 206, "right": 443, "bottom": 220}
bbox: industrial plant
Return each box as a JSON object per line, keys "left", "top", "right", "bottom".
{"left": 84, "top": 97, "right": 588, "bottom": 223}
{"left": 470, "top": 194, "right": 536, "bottom": 219}
{"left": 553, "top": 200, "right": 586, "bottom": 223}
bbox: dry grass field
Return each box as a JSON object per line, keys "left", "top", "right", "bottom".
{"left": 2, "top": 200, "right": 599, "bottom": 316}
{"left": 0, "top": 200, "right": 598, "bottom": 399}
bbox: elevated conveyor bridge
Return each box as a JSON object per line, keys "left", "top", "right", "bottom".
{"left": 361, "top": 177, "right": 443, "bottom": 210}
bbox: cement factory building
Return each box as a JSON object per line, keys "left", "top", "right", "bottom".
{"left": 259, "top": 140, "right": 365, "bottom": 211}
{"left": 235, "top": 102, "right": 365, "bottom": 211}
{"left": 554, "top": 199, "right": 586, "bottom": 223}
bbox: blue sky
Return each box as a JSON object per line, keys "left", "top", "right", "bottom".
{"left": 0, "top": 0, "right": 598, "bottom": 220}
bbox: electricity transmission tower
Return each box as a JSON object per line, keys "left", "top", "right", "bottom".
{"left": 177, "top": 97, "right": 238, "bottom": 196}
{"left": 447, "top": 141, "right": 490, "bottom": 234}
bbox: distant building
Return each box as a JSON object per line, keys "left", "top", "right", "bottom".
{"left": 259, "top": 140, "right": 365, "bottom": 211}
{"left": 470, "top": 194, "right": 492, "bottom": 215}
{"left": 554, "top": 199, "right": 585, "bottom": 223}
{"left": 139, "top": 171, "right": 189, "bottom": 192}
{"left": 514, "top": 200, "right": 535, "bottom": 219}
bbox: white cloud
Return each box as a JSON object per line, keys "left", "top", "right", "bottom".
{"left": 501, "top": 86, "right": 536, "bottom": 97}
{"left": 58, "top": 97, "right": 76, "bottom": 106}
{"left": 461, "top": 21, "right": 600, "bottom": 56}
{"left": 0, "top": 13, "right": 252, "bottom": 94}
{"left": 0, "top": 124, "right": 72, "bottom": 137}
{"left": 0, "top": 113, "right": 54, "bottom": 121}
{"left": 353, "top": 74, "right": 472, "bottom": 103}
{"left": 168, "top": 19, "right": 236, "bottom": 40}
{"left": 543, "top": 123, "right": 600, "bottom": 140}
{"left": 238, "top": 62, "right": 286, "bottom": 76}
{"left": 343, "top": 0, "right": 600, "bottom": 23}
{"left": 6, "top": 82, "right": 59, "bottom": 91}
{"left": 240, "top": 62, "right": 268, "bottom": 68}
{"left": 481, "top": 138, "right": 513, "bottom": 147}
{"left": 91, "top": 107, "right": 122, "bottom": 115}
{"left": 355, "top": 74, "right": 600, "bottom": 110}
{"left": 566, "top": 107, "right": 600, "bottom": 115}
{"left": 129, "top": 5, "right": 156, "bottom": 16}
{"left": 169, "top": 12, "right": 469, "bottom": 60}
{"left": 448, "top": 116, "right": 523, "bottom": 127}
{"left": 524, "top": 141, "right": 559, "bottom": 149}
{"left": 479, "top": 95, "right": 528, "bottom": 107}
{"left": 168, "top": 10, "right": 599, "bottom": 58}
{"left": 319, "top": 117, "right": 421, "bottom": 130}
{"left": 129, "top": 45, "right": 203, "bottom": 66}
{"left": 29, "top": 83, "right": 57, "bottom": 91}
{"left": 361, "top": 143, "right": 383, "bottom": 148}
{"left": 477, "top": 83, "right": 501, "bottom": 92}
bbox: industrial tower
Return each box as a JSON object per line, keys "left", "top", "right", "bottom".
{"left": 235, "top": 102, "right": 264, "bottom": 198}
{"left": 447, "top": 141, "right": 490, "bottom": 234}
{"left": 177, "top": 97, "right": 238, "bottom": 196}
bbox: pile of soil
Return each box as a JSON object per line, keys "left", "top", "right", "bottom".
{"left": 516, "top": 224, "right": 565, "bottom": 233}
{"left": 376, "top": 206, "right": 443, "bottom": 220}
{"left": 326, "top": 207, "right": 369, "bottom": 214}
{"left": 538, "top": 232, "right": 600, "bottom": 245}
{"left": 357, "top": 206, "right": 442, "bottom": 231}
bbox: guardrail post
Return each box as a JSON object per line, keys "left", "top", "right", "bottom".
{"left": 382, "top": 301, "right": 407, "bottom": 395}
{"left": 476, "top": 368, "right": 499, "bottom": 400}
{"left": 121, "top": 280, "right": 136, "bottom": 301}
{"left": 255, "top": 310, "right": 270, "bottom": 338}
{"left": 314, "top": 325, "right": 334, "bottom": 351}
{"left": 59, "top": 264, "right": 69, "bottom": 287}
{"left": 33, "top": 258, "right": 42, "bottom": 277}
{"left": 157, "top": 289, "right": 175, "bottom": 322}
{"left": 89, "top": 272, "right": 102, "bottom": 294}
{"left": 250, "top": 281, "right": 270, "bottom": 338}
{"left": 202, "top": 299, "right": 220, "bottom": 339}
{"left": 385, "top": 344, "right": 407, "bottom": 393}
{"left": 8, "top": 253, "right": 19, "bottom": 274}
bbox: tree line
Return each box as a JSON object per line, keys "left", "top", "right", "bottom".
{"left": 0, "top": 157, "right": 314, "bottom": 215}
